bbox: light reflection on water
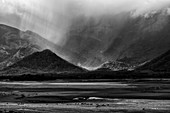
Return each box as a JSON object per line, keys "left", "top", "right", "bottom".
{"left": 0, "top": 82, "right": 128, "bottom": 86}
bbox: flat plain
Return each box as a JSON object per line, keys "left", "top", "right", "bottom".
{"left": 0, "top": 79, "right": 170, "bottom": 113}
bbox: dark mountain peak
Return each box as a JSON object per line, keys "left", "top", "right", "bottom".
{"left": 3, "top": 49, "right": 84, "bottom": 74}
{"left": 41, "top": 49, "right": 55, "bottom": 54}
{"left": 31, "top": 49, "right": 56, "bottom": 57}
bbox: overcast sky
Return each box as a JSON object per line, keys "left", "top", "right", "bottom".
{"left": 1, "top": 0, "right": 170, "bottom": 46}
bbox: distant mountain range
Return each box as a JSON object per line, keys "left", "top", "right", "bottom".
{"left": 1, "top": 8, "right": 170, "bottom": 71}
{"left": 1, "top": 49, "right": 84, "bottom": 75}
{"left": 0, "top": 24, "right": 87, "bottom": 70}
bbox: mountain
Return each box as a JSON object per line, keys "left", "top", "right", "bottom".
{"left": 137, "top": 50, "right": 170, "bottom": 72}
{"left": 0, "top": 24, "right": 42, "bottom": 70}
{"left": 2, "top": 8, "right": 170, "bottom": 70}
{"left": 63, "top": 8, "right": 170, "bottom": 68}
{"left": 0, "top": 24, "right": 55, "bottom": 70}
{"left": 0, "top": 24, "right": 88, "bottom": 70}
{"left": 99, "top": 61, "right": 133, "bottom": 71}
{"left": 0, "top": 24, "right": 72, "bottom": 70}
{"left": 1, "top": 50, "right": 84, "bottom": 75}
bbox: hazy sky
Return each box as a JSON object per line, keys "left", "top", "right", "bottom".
{"left": 1, "top": 0, "right": 170, "bottom": 46}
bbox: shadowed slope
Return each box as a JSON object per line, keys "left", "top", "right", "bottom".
{"left": 138, "top": 50, "right": 170, "bottom": 72}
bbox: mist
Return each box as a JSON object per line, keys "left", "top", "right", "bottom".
{"left": 0, "top": 0, "right": 170, "bottom": 47}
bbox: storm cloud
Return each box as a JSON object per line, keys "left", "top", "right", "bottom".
{"left": 1, "top": 0, "right": 170, "bottom": 46}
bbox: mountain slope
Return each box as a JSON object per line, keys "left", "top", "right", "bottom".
{"left": 64, "top": 9, "right": 170, "bottom": 68}
{"left": 137, "top": 50, "right": 170, "bottom": 72}
{"left": 2, "top": 50, "right": 84, "bottom": 75}
{"left": 0, "top": 24, "right": 71, "bottom": 69}
{"left": 99, "top": 61, "right": 131, "bottom": 71}
{"left": 0, "top": 24, "right": 87, "bottom": 70}
{"left": 0, "top": 24, "right": 57, "bottom": 69}
{"left": 2, "top": 8, "right": 170, "bottom": 70}
{"left": 115, "top": 10, "right": 170, "bottom": 65}
{"left": 0, "top": 24, "right": 40, "bottom": 70}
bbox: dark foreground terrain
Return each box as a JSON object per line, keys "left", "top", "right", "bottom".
{"left": 0, "top": 79, "right": 170, "bottom": 113}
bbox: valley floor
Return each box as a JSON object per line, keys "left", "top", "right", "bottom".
{"left": 0, "top": 79, "right": 170, "bottom": 113}
{"left": 0, "top": 99, "right": 170, "bottom": 113}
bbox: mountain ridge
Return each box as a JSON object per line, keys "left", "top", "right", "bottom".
{"left": 1, "top": 49, "right": 85, "bottom": 75}
{"left": 137, "top": 49, "right": 170, "bottom": 72}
